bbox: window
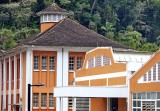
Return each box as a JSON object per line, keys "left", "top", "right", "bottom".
{"left": 88, "top": 58, "right": 94, "bottom": 68}
{"left": 33, "top": 93, "right": 39, "bottom": 107}
{"left": 41, "top": 93, "right": 47, "bottom": 107}
{"left": 49, "top": 93, "right": 54, "bottom": 107}
{"left": 48, "top": 14, "right": 52, "bottom": 21}
{"left": 68, "top": 97, "right": 73, "bottom": 108}
{"left": 143, "top": 74, "right": 147, "bottom": 81}
{"left": 148, "top": 70, "right": 151, "bottom": 81}
{"left": 69, "top": 57, "right": 74, "bottom": 71}
{"left": 133, "top": 92, "right": 160, "bottom": 111}
{"left": 53, "top": 14, "right": 57, "bottom": 21}
{"left": 34, "top": 56, "right": 39, "bottom": 70}
{"left": 95, "top": 56, "right": 101, "bottom": 67}
{"left": 153, "top": 65, "right": 156, "bottom": 81}
{"left": 42, "top": 56, "right": 47, "bottom": 70}
{"left": 103, "top": 56, "right": 110, "bottom": 66}
{"left": 77, "top": 57, "right": 83, "bottom": 70}
{"left": 44, "top": 15, "right": 47, "bottom": 21}
{"left": 50, "top": 56, "right": 55, "bottom": 70}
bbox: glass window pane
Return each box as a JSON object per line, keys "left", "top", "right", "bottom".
{"left": 137, "top": 93, "right": 141, "bottom": 99}
{"left": 147, "top": 93, "right": 150, "bottom": 99}
{"left": 49, "top": 56, "right": 55, "bottom": 70}
{"left": 157, "top": 92, "right": 160, "bottom": 99}
{"left": 49, "top": 93, "right": 54, "bottom": 107}
{"left": 41, "top": 93, "right": 47, "bottom": 107}
{"left": 157, "top": 101, "right": 160, "bottom": 107}
{"left": 42, "top": 56, "right": 47, "bottom": 70}
{"left": 137, "top": 109, "right": 141, "bottom": 111}
{"left": 142, "top": 92, "right": 146, "bottom": 99}
{"left": 151, "top": 92, "right": 156, "bottom": 99}
{"left": 133, "top": 108, "right": 136, "bottom": 111}
{"left": 133, "top": 93, "right": 136, "bottom": 99}
{"left": 137, "top": 101, "right": 141, "bottom": 107}
{"left": 133, "top": 101, "right": 136, "bottom": 107}
{"left": 69, "top": 56, "right": 74, "bottom": 70}
{"left": 77, "top": 57, "right": 82, "bottom": 70}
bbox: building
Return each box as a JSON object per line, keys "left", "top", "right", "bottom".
{"left": 54, "top": 47, "right": 152, "bottom": 111}
{"left": 0, "top": 2, "right": 156, "bottom": 111}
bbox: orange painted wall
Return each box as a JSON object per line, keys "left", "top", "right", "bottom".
{"left": 41, "top": 22, "right": 56, "bottom": 32}
{"left": 130, "top": 51, "right": 160, "bottom": 92}
{"left": 91, "top": 98, "right": 107, "bottom": 111}
{"left": 76, "top": 48, "right": 126, "bottom": 77}
{"left": 90, "top": 79, "right": 107, "bottom": 86}
{"left": 108, "top": 76, "right": 126, "bottom": 86}
{"left": 118, "top": 98, "right": 127, "bottom": 111}
{"left": 32, "top": 51, "right": 57, "bottom": 110}
{"left": 76, "top": 80, "right": 89, "bottom": 86}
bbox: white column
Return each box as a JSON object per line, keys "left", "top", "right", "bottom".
{"left": 56, "top": 49, "right": 69, "bottom": 111}
{"left": 25, "top": 50, "right": 33, "bottom": 111}
{"left": 8, "top": 57, "right": 11, "bottom": 111}
{"left": 3, "top": 59, "right": 6, "bottom": 110}
{"left": 56, "top": 50, "right": 63, "bottom": 111}
{"left": 20, "top": 53, "right": 23, "bottom": 105}
{"left": 62, "top": 49, "right": 69, "bottom": 111}
{"left": 14, "top": 55, "right": 17, "bottom": 105}
{"left": 0, "top": 60, "right": 2, "bottom": 110}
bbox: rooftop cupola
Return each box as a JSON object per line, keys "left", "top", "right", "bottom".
{"left": 37, "top": 3, "right": 69, "bottom": 32}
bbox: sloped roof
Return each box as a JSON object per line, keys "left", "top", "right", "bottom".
{"left": 23, "top": 18, "right": 129, "bottom": 49}
{"left": 37, "top": 3, "right": 69, "bottom": 15}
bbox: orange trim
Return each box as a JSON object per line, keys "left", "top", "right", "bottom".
{"left": 130, "top": 51, "right": 160, "bottom": 92}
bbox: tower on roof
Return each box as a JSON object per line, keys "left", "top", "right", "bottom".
{"left": 37, "top": 3, "right": 69, "bottom": 32}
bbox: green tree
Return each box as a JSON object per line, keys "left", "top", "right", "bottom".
{"left": 140, "top": 43, "right": 159, "bottom": 52}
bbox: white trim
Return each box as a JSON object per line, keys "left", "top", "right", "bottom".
{"left": 20, "top": 52, "right": 23, "bottom": 103}
{"left": 13, "top": 55, "right": 17, "bottom": 104}
{"left": 62, "top": 50, "right": 69, "bottom": 111}
{"left": 8, "top": 57, "right": 11, "bottom": 111}
{"left": 25, "top": 50, "right": 33, "bottom": 111}
{"left": 3, "top": 58, "right": 6, "bottom": 110}
{"left": 75, "top": 71, "right": 126, "bottom": 81}
{"left": 54, "top": 86, "right": 128, "bottom": 98}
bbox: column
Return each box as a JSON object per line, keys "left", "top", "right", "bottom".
{"left": 56, "top": 50, "right": 63, "bottom": 111}
{"left": 20, "top": 52, "right": 23, "bottom": 110}
{"left": 8, "top": 57, "right": 11, "bottom": 111}
{"left": 62, "top": 49, "right": 68, "bottom": 111}
{"left": 14, "top": 55, "right": 17, "bottom": 105}
{"left": 0, "top": 61, "right": 2, "bottom": 110}
{"left": 25, "top": 50, "right": 33, "bottom": 111}
{"left": 56, "top": 49, "right": 69, "bottom": 111}
{"left": 3, "top": 58, "right": 6, "bottom": 110}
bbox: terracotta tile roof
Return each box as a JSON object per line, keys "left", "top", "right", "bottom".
{"left": 22, "top": 18, "right": 129, "bottom": 49}
{"left": 37, "top": 3, "right": 69, "bottom": 15}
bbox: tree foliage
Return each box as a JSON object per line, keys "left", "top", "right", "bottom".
{"left": 1, "top": 0, "right": 160, "bottom": 52}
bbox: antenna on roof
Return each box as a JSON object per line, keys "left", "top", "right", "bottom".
{"left": 97, "top": 42, "right": 99, "bottom": 47}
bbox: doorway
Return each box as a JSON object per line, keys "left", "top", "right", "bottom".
{"left": 110, "top": 98, "right": 118, "bottom": 111}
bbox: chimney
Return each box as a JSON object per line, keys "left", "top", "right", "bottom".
{"left": 37, "top": 3, "right": 69, "bottom": 33}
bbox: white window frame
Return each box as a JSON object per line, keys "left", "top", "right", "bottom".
{"left": 49, "top": 56, "right": 55, "bottom": 71}
{"left": 41, "top": 93, "right": 47, "bottom": 108}
{"left": 77, "top": 57, "right": 83, "bottom": 70}
{"left": 33, "top": 93, "right": 39, "bottom": 108}
{"left": 69, "top": 56, "right": 75, "bottom": 71}
{"left": 42, "top": 56, "right": 47, "bottom": 71}
{"left": 49, "top": 93, "right": 54, "bottom": 108}
{"left": 34, "top": 56, "right": 39, "bottom": 71}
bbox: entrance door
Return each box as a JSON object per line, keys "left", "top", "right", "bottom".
{"left": 110, "top": 98, "right": 118, "bottom": 111}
